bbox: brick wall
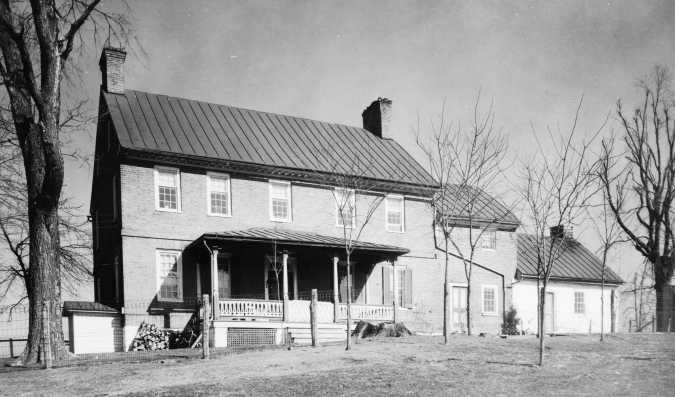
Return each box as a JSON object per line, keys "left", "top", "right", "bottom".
{"left": 107, "top": 158, "right": 519, "bottom": 333}
{"left": 512, "top": 279, "right": 620, "bottom": 334}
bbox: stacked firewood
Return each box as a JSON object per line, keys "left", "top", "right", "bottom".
{"left": 133, "top": 322, "right": 170, "bottom": 351}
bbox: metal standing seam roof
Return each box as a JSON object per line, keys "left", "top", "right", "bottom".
{"left": 200, "top": 228, "right": 410, "bottom": 254}
{"left": 516, "top": 234, "right": 623, "bottom": 283}
{"left": 439, "top": 185, "right": 520, "bottom": 226}
{"left": 62, "top": 301, "right": 118, "bottom": 316}
{"left": 103, "top": 89, "right": 435, "bottom": 186}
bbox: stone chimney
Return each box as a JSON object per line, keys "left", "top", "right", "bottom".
{"left": 99, "top": 47, "right": 127, "bottom": 94}
{"left": 550, "top": 225, "right": 573, "bottom": 239}
{"left": 362, "top": 98, "right": 393, "bottom": 140}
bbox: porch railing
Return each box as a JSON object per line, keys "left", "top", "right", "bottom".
{"left": 219, "top": 299, "right": 283, "bottom": 318}
{"left": 339, "top": 304, "right": 394, "bottom": 321}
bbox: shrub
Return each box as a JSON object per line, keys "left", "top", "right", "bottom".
{"left": 501, "top": 305, "right": 521, "bottom": 335}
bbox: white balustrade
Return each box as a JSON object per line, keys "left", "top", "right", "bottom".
{"left": 219, "top": 299, "right": 283, "bottom": 318}
{"left": 339, "top": 304, "right": 394, "bottom": 321}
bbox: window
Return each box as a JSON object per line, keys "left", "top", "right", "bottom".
{"left": 207, "top": 172, "right": 231, "bottom": 216}
{"left": 335, "top": 188, "right": 355, "bottom": 228}
{"left": 574, "top": 292, "right": 585, "bottom": 314}
{"left": 383, "top": 266, "right": 412, "bottom": 308}
{"left": 482, "top": 285, "right": 498, "bottom": 314}
{"left": 155, "top": 167, "right": 180, "bottom": 212}
{"left": 269, "top": 180, "right": 291, "bottom": 222}
{"left": 157, "top": 250, "right": 182, "bottom": 301}
{"left": 482, "top": 229, "right": 496, "bottom": 250}
{"left": 386, "top": 196, "right": 404, "bottom": 232}
{"left": 112, "top": 174, "right": 117, "bottom": 220}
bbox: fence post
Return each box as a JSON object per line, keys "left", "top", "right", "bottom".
{"left": 9, "top": 338, "right": 14, "bottom": 358}
{"left": 310, "top": 289, "right": 318, "bottom": 347}
{"left": 629, "top": 319, "right": 632, "bottom": 333}
{"left": 42, "top": 301, "right": 52, "bottom": 369}
{"left": 669, "top": 317, "right": 672, "bottom": 334}
{"left": 652, "top": 315, "right": 655, "bottom": 332}
{"left": 202, "top": 294, "right": 210, "bottom": 359}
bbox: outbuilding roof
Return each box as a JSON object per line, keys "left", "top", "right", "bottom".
{"left": 197, "top": 228, "right": 410, "bottom": 254}
{"left": 103, "top": 90, "right": 434, "bottom": 187}
{"left": 516, "top": 234, "right": 623, "bottom": 284}
{"left": 438, "top": 185, "right": 520, "bottom": 228}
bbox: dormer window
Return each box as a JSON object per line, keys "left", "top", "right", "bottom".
{"left": 155, "top": 166, "right": 181, "bottom": 212}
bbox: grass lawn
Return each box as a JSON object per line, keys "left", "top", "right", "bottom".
{"left": 1, "top": 333, "right": 673, "bottom": 396}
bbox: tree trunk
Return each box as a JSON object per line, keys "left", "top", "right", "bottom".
{"left": 539, "top": 284, "right": 547, "bottom": 367}
{"left": 443, "top": 241, "right": 450, "bottom": 344}
{"left": 0, "top": 1, "right": 68, "bottom": 365}
{"left": 654, "top": 256, "right": 675, "bottom": 332}
{"left": 466, "top": 282, "right": 472, "bottom": 336}
{"left": 346, "top": 254, "right": 352, "bottom": 350}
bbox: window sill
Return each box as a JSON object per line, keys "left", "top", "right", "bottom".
{"left": 155, "top": 209, "right": 182, "bottom": 213}
{"left": 482, "top": 312, "right": 499, "bottom": 317}
{"left": 386, "top": 229, "right": 405, "bottom": 234}
{"left": 335, "top": 224, "right": 356, "bottom": 229}
{"left": 157, "top": 298, "right": 183, "bottom": 303}
{"left": 270, "top": 219, "right": 292, "bottom": 223}
{"left": 208, "top": 213, "right": 232, "bottom": 218}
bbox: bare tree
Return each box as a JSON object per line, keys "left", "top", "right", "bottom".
{"left": 621, "top": 264, "right": 656, "bottom": 332}
{"left": 598, "top": 66, "right": 675, "bottom": 332}
{"left": 588, "top": 195, "right": 625, "bottom": 341}
{"left": 305, "top": 144, "right": 409, "bottom": 350}
{"left": 0, "top": 0, "right": 136, "bottom": 365}
{"left": 515, "top": 98, "right": 605, "bottom": 366}
{"left": 414, "top": 93, "right": 516, "bottom": 340}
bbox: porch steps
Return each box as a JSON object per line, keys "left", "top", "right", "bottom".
{"left": 288, "top": 327, "right": 348, "bottom": 345}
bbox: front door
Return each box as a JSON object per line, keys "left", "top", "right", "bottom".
{"left": 452, "top": 286, "right": 468, "bottom": 332}
{"left": 544, "top": 292, "right": 554, "bottom": 333}
{"left": 217, "top": 254, "right": 231, "bottom": 299}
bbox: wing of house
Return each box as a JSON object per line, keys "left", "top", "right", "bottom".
{"left": 513, "top": 230, "right": 623, "bottom": 334}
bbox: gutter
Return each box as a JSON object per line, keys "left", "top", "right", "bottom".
{"left": 519, "top": 274, "right": 624, "bottom": 285}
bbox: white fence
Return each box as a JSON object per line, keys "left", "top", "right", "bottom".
{"left": 340, "top": 304, "right": 394, "bottom": 321}
{"left": 219, "top": 300, "right": 283, "bottom": 319}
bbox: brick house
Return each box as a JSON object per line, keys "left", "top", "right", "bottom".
{"left": 91, "top": 47, "right": 522, "bottom": 348}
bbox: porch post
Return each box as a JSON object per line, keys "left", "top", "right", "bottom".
{"left": 333, "top": 254, "right": 340, "bottom": 323}
{"left": 282, "top": 251, "right": 289, "bottom": 322}
{"left": 212, "top": 248, "right": 219, "bottom": 320}
{"left": 392, "top": 258, "right": 398, "bottom": 323}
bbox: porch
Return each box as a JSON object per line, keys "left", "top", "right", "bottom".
{"left": 183, "top": 228, "right": 410, "bottom": 345}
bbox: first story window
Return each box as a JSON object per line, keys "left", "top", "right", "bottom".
{"left": 269, "top": 180, "right": 292, "bottom": 222}
{"left": 574, "top": 291, "right": 585, "bottom": 314}
{"left": 157, "top": 250, "right": 182, "bottom": 301}
{"left": 335, "top": 188, "right": 355, "bottom": 228}
{"left": 385, "top": 195, "right": 404, "bottom": 232}
{"left": 155, "top": 167, "right": 181, "bottom": 211}
{"left": 482, "top": 229, "right": 496, "bottom": 250}
{"left": 482, "top": 285, "right": 498, "bottom": 314}
{"left": 207, "top": 172, "right": 231, "bottom": 216}
{"left": 382, "top": 266, "right": 412, "bottom": 308}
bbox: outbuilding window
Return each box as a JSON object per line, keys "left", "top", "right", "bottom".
{"left": 574, "top": 291, "right": 585, "bottom": 314}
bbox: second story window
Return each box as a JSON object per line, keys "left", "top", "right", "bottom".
{"left": 207, "top": 172, "right": 231, "bottom": 216}
{"left": 155, "top": 166, "right": 181, "bottom": 212}
{"left": 335, "top": 188, "right": 355, "bottom": 228}
{"left": 385, "top": 195, "right": 404, "bottom": 232}
{"left": 269, "top": 180, "right": 291, "bottom": 222}
{"left": 482, "top": 229, "right": 496, "bottom": 250}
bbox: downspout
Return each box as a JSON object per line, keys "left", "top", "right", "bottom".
{"left": 443, "top": 250, "right": 508, "bottom": 334}
{"left": 203, "top": 239, "right": 213, "bottom": 317}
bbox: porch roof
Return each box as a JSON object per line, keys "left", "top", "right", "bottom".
{"left": 198, "top": 228, "right": 410, "bottom": 254}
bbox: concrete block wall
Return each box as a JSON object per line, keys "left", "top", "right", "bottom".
{"left": 512, "top": 279, "right": 619, "bottom": 334}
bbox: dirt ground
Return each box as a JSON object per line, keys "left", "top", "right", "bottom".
{"left": 2, "top": 333, "right": 674, "bottom": 396}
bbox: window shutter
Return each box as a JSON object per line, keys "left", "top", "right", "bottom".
{"left": 404, "top": 269, "right": 413, "bottom": 308}
{"left": 382, "top": 266, "right": 391, "bottom": 305}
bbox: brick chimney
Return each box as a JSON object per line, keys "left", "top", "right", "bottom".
{"left": 99, "top": 47, "right": 127, "bottom": 94}
{"left": 362, "top": 98, "right": 393, "bottom": 140}
{"left": 550, "top": 225, "right": 573, "bottom": 239}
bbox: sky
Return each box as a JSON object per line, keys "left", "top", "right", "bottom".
{"left": 56, "top": 0, "right": 675, "bottom": 299}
